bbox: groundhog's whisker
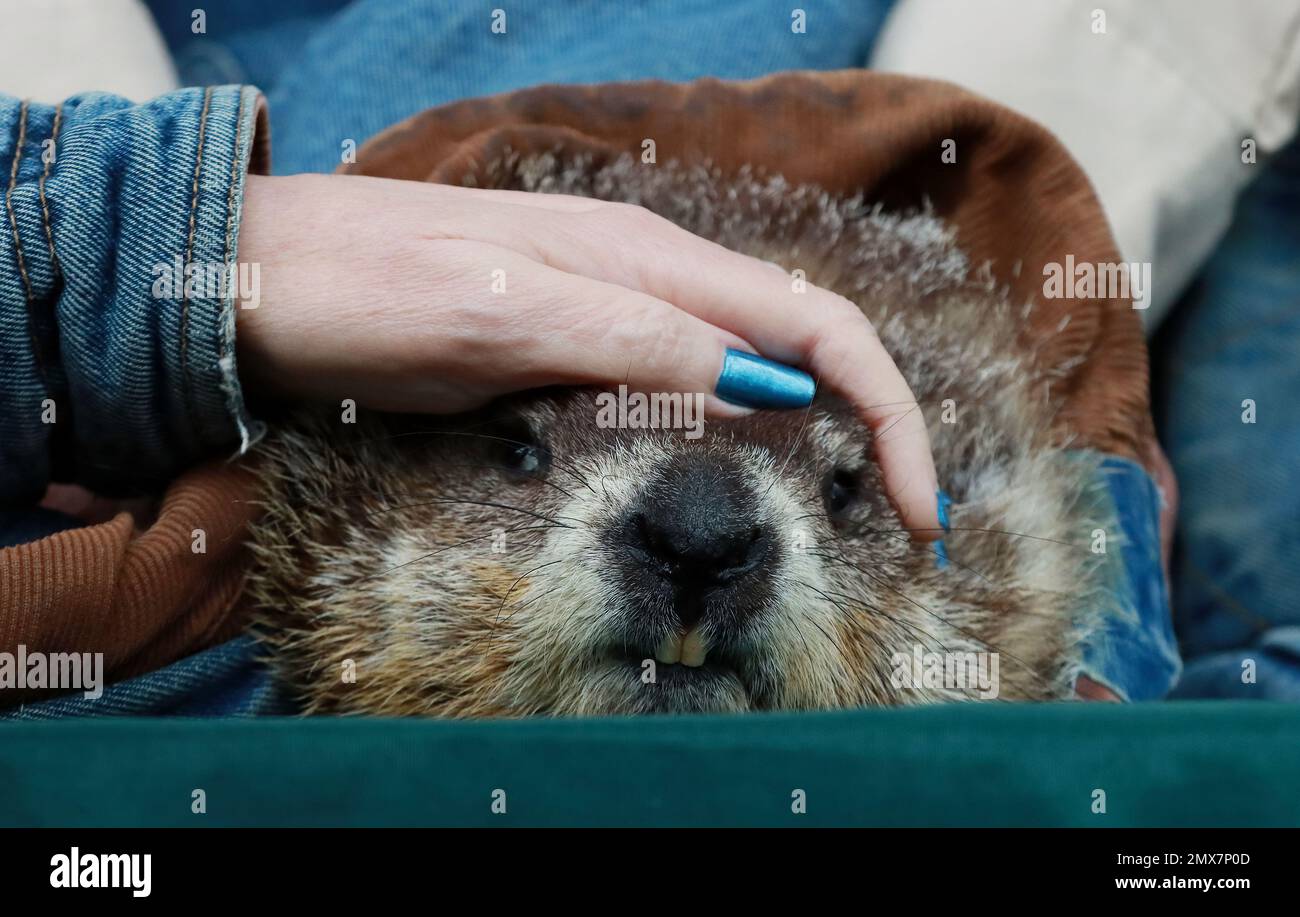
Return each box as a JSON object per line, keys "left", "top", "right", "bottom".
{"left": 328, "top": 466, "right": 576, "bottom": 502}
{"left": 804, "top": 519, "right": 996, "bottom": 585}
{"left": 813, "top": 548, "right": 1055, "bottom": 690}
{"left": 480, "top": 559, "right": 570, "bottom": 652}
{"left": 363, "top": 498, "right": 582, "bottom": 529}
{"left": 760, "top": 391, "right": 820, "bottom": 503}
{"left": 790, "top": 581, "right": 906, "bottom": 701}
{"left": 807, "top": 581, "right": 1047, "bottom": 698}
{"left": 807, "top": 580, "right": 956, "bottom": 656}
{"left": 871, "top": 524, "right": 1080, "bottom": 549}
{"left": 870, "top": 401, "right": 923, "bottom": 443}
{"left": 791, "top": 511, "right": 1081, "bottom": 549}
{"left": 814, "top": 581, "right": 1043, "bottom": 690}
{"left": 551, "top": 463, "right": 602, "bottom": 496}
{"left": 353, "top": 521, "right": 561, "bottom": 584}
{"left": 793, "top": 579, "right": 887, "bottom": 649}
{"left": 809, "top": 547, "right": 1059, "bottom": 625}
{"left": 339, "top": 428, "right": 602, "bottom": 496}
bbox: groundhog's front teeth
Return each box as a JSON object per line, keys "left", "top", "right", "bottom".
{"left": 654, "top": 627, "right": 709, "bottom": 667}
{"left": 655, "top": 632, "right": 682, "bottom": 665}
{"left": 679, "top": 627, "right": 708, "bottom": 667}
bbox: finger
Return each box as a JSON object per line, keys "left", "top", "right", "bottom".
{"left": 805, "top": 322, "right": 941, "bottom": 540}
{"left": 464, "top": 242, "right": 761, "bottom": 404}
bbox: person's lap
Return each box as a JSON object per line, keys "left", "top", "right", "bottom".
{"left": 1153, "top": 136, "right": 1300, "bottom": 700}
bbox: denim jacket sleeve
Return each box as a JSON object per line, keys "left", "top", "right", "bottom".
{"left": 0, "top": 85, "right": 268, "bottom": 506}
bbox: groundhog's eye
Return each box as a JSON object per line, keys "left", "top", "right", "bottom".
{"left": 502, "top": 440, "right": 551, "bottom": 478}
{"left": 825, "top": 469, "right": 859, "bottom": 515}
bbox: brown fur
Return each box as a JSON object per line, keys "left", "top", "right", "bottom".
{"left": 244, "top": 152, "right": 1107, "bottom": 716}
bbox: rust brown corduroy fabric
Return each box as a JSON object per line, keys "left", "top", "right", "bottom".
{"left": 0, "top": 70, "right": 1157, "bottom": 695}
{"left": 0, "top": 462, "right": 258, "bottom": 702}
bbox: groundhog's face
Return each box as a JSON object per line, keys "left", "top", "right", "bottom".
{"left": 473, "top": 389, "right": 911, "bottom": 715}
{"left": 250, "top": 382, "right": 1080, "bottom": 716}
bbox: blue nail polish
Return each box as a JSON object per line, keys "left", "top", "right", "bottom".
{"left": 936, "top": 488, "right": 953, "bottom": 534}
{"left": 715, "top": 348, "right": 816, "bottom": 409}
{"left": 934, "top": 490, "right": 952, "bottom": 569}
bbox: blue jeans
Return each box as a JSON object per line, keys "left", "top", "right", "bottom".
{"left": 0, "top": 635, "right": 291, "bottom": 719}
{"left": 1153, "top": 136, "right": 1300, "bottom": 701}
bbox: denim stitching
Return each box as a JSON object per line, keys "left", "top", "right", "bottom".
{"left": 215, "top": 89, "right": 255, "bottom": 453}
{"left": 179, "top": 87, "right": 214, "bottom": 444}
{"left": 221, "top": 90, "right": 245, "bottom": 352}
{"left": 37, "top": 103, "right": 62, "bottom": 281}
{"left": 4, "top": 99, "right": 49, "bottom": 394}
{"left": 218, "top": 90, "right": 262, "bottom": 454}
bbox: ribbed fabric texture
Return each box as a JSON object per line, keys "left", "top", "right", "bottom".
{"left": 0, "top": 461, "right": 257, "bottom": 703}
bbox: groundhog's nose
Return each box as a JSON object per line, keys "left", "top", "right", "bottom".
{"left": 628, "top": 461, "right": 770, "bottom": 617}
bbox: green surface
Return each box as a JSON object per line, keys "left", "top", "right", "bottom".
{"left": 1, "top": 702, "right": 1296, "bottom": 827}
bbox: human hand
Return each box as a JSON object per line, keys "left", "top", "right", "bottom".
{"left": 234, "top": 173, "right": 942, "bottom": 536}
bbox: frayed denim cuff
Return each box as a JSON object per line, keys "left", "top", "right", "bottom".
{"left": 1073, "top": 453, "right": 1181, "bottom": 701}
{"left": 171, "top": 85, "right": 270, "bottom": 465}
{"left": 0, "top": 86, "right": 269, "bottom": 505}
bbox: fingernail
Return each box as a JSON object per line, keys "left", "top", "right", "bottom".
{"left": 934, "top": 490, "right": 952, "bottom": 569}
{"left": 715, "top": 348, "right": 816, "bottom": 409}
{"left": 936, "top": 488, "right": 953, "bottom": 534}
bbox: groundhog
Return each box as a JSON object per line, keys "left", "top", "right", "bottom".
{"left": 243, "top": 151, "right": 1105, "bottom": 716}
